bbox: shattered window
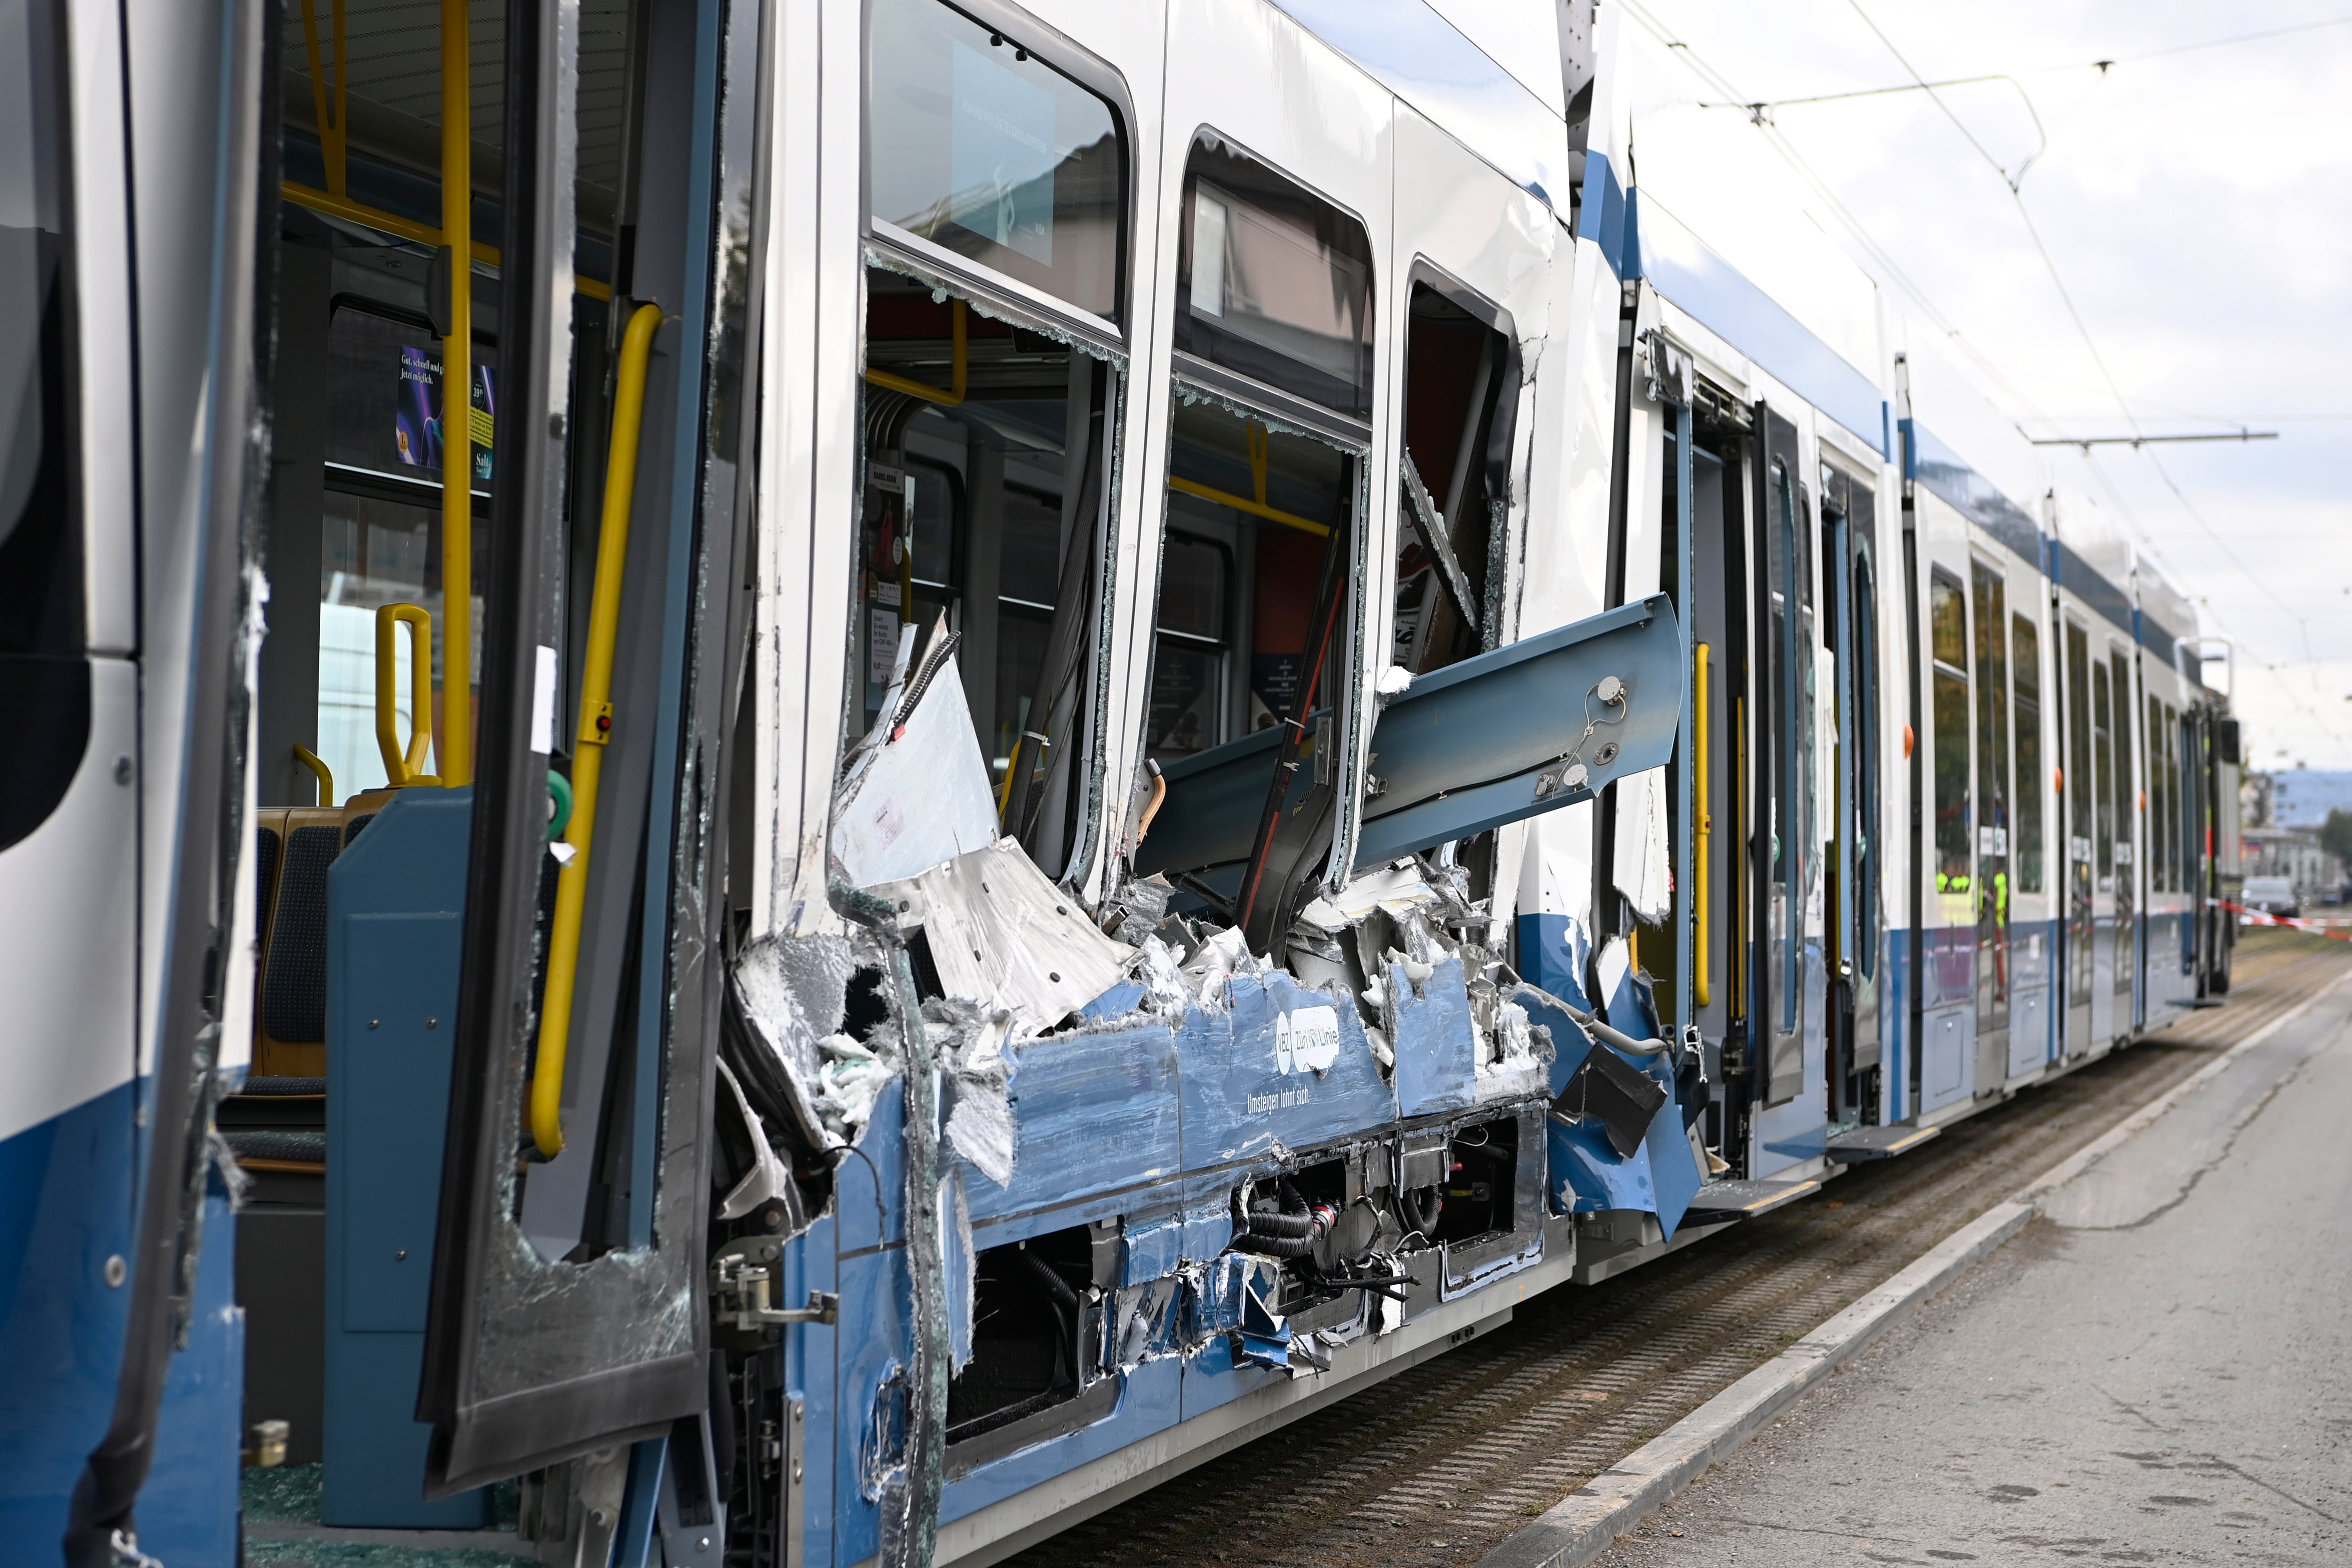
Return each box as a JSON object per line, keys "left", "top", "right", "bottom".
{"left": 856, "top": 268, "right": 1118, "bottom": 873}
{"left": 1176, "top": 137, "right": 1373, "bottom": 419}
{"left": 866, "top": 0, "right": 1125, "bottom": 319}
{"left": 1394, "top": 281, "right": 1513, "bottom": 676}
{"left": 1148, "top": 396, "right": 1355, "bottom": 764}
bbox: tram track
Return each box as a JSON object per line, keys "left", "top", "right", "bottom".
{"left": 1001, "top": 931, "right": 2352, "bottom": 1568}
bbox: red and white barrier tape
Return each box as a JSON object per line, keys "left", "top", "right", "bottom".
{"left": 2218, "top": 900, "right": 2352, "bottom": 942}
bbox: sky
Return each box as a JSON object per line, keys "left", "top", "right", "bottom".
{"left": 1621, "top": 0, "right": 2352, "bottom": 773}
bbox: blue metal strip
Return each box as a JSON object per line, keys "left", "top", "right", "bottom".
{"left": 1587, "top": 150, "right": 1627, "bottom": 280}
{"left": 1633, "top": 199, "right": 1887, "bottom": 458}
{"left": 2050, "top": 537, "right": 2135, "bottom": 638}
{"left": 1900, "top": 420, "right": 2042, "bottom": 568}
{"left": 1672, "top": 401, "right": 1695, "bottom": 1032}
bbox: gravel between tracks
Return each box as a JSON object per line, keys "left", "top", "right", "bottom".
{"left": 1001, "top": 930, "right": 2351, "bottom": 1568}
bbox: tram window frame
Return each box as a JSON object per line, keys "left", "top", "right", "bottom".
{"left": 1969, "top": 560, "right": 2011, "bottom": 914}
{"left": 864, "top": 0, "right": 1134, "bottom": 325}
{"left": 1392, "top": 268, "right": 1518, "bottom": 677}
{"left": 854, "top": 267, "right": 1126, "bottom": 881}
{"left": 1174, "top": 132, "right": 1376, "bottom": 421}
{"left": 1928, "top": 569, "right": 1971, "bottom": 903}
{"left": 2011, "top": 613, "right": 2045, "bottom": 894}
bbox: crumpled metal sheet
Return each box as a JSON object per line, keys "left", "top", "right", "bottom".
{"left": 949, "top": 1018, "right": 1181, "bottom": 1229}
{"left": 1387, "top": 954, "right": 1478, "bottom": 1118}
{"left": 1522, "top": 984, "right": 1701, "bottom": 1237}
{"left": 834, "top": 647, "right": 1001, "bottom": 889}
{"left": 1174, "top": 971, "right": 1398, "bottom": 1171}
{"left": 873, "top": 838, "right": 1140, "bottom": 1032}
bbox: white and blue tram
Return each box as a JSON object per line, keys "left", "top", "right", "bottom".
{"left": 0, "top": 0, "right": 2245, "bottom": 1562}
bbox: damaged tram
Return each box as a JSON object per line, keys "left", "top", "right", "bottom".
{"left": 1, "top": 0, "right": 2244, "bottom": 1562}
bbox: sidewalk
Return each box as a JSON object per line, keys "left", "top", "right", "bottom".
{"left": 1587, "top": 982, "right": 2352, "bottom": 1567}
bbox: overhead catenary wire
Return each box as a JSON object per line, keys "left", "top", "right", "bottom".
{"left": 1623, "top": 0, "right": 2352, "bottom": 757}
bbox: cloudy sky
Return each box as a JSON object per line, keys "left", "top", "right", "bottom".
{"left": 1622, "top": 0, "right": 2352, "bottom": 772}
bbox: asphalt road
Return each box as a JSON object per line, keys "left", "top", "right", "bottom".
{"left": 1590, "top": 963, "right": 2352, "bottom": 1568}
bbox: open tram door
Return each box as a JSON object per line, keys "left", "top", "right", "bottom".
{"left": 1677, "top": 382, "right": 1822, "bottom": 1179}
{"left": 225, "top": 0, "right": 755, "bottom": 1539}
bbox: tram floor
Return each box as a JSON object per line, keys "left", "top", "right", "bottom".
{"left": 1003, "top": 928, "right": 2352, "bottom": 1568}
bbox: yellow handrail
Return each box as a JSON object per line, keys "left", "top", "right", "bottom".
{"left": 293, "top": 744, "right": 335, "bottom": 808}
{"left": 531, "top": 301, "right": 666, "bottom": 1158}
{"left": 374, "top": 603, "right": 438, "bottom": 787}
{"left": 439, "top": 0, "right": 473, "bottom": 789}
{"left": 863, "top": 298, "right": 966, "bottom": 405}
{"left": 1693, "top": 641, "right": 1711, "bottom": 1007}
{"left": 1167, "top": 476, "right": 1332, "bottom": 538}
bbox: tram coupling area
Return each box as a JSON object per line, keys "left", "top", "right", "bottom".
{"left": 985, "top": 930, "right": 2352, "bottom": 1568}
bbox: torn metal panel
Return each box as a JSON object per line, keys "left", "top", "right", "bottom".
{"left": 874, "top": 838, "right": 1141, "bottom": 1031}
{"left": 1610, "top": 764, "right": 1672, "bottom": 925}
{"left": 1119, "top": 1211, "right": 1186, "bottom": 1288}
{"left": 1386, "top": 954, "right": 1477, "bottom": 1119}
{"left": 1353, "top": 594, "right": 1684, "bottom": 866}
{"left": 949, "top": 1019, "right": 1181, "bottom": 1229}
{"left": 1174, "top": 973, "right": 1399, "bottom": 1171}
{"left": 929, "top": 999, "right": 1017, "bottom": 1189}
{"left": 1594, "top": 934, "right": 1661, "bottom": 1039}
{"left": 728, "top": 930, "right": 862, "bottom": 1148}
{"left": 1140, "top": 594, "right": 1683, "bottom": 881}
{"left": 833, "top": 646, "right": 1001, "bottom": 888}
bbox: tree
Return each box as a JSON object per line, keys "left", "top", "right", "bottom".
{"left": 2320, "top": 807, "right": 2352, "bottom": 871}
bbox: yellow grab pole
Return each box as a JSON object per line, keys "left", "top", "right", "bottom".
{"left": 531, "top": 303, "right": 666, "bottom": 1158}
{"left": 374, "top": 603, "right": 438, "bottom": 787}
{"left": 439, "top": 0, "right": 473, "bottom": 786}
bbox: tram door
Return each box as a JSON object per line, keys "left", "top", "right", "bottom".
{"left": 1969, "top": 560, "right": 2011, "bottom": 1092}
{"left": 1688, "top": 423, "right": 1746, "bottom": 1167}
{"left": 2111, "top": 646, "right": 2140, "bottom": 1030}
{"left": 1820, "top": 464, "right": 1884, "bottom": 1122}
{"left": 236, "top": 0, "right": 743, "bottom": 1518}
{"left": 2060, "top": 615, "right": 2096, "bottom": 1053}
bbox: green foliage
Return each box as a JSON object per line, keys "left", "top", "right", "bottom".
{"left": 2321, "top": 808, "right": 2352, "bottom": 868}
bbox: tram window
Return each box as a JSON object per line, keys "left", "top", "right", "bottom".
{"left": 1144, "top": 531, "right": 1230, "bottom": 758}
{"left": 1929, "top": 571, "right": 1970, "bottom": 898}
{"left": 2066, "top": 622, "right": 2092, "bottom": 867}
{"left": 2111, "top": 653, "right": 2133, "bottom": 884}
{"left": 1145, "top": 399, "right": 1354, "bottom": 764}
{"left": 858, "top": 270, "right": 1118, "bottom": 871}
{"left": 315, "top": 490, "right": 487, "bottom": 792}
{"left": 866, "top": 0, "right": 1125, "bottom": 318}
{"left": 1763, "top": 457, "right": 1816, "bottom": 1029}
{"left": 1971, "top": 564, "right": 2010, "bottom": 904}
{"left": 2012, "top": 615, "right": 2044, "bottom": 893}
{"left": 2163, "top": 702, "right": 2184, "bottom": 891}
{"left": 1393, "top": 281, "right": 1514, "bottom": 675}
{"left": 0, "top": 0, "right": 76, "bottom": 664}
{"left": 1177, "top": 137, "right": 1374, "bottom": 418}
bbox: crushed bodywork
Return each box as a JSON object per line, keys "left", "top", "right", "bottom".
{"left": 712, "top": 592, "right": 1697, "bottom": 1565}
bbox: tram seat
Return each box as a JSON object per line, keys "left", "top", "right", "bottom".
{"left": 248, "top": 789, "right": 398, "bottom": 1081}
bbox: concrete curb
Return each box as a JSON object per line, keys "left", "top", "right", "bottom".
{"left": 1476, "top": 1200, "right": 2034, "bottom": 1568}
{"left": 1477, "top": 965, "right": 2352, "bottom": 1568}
